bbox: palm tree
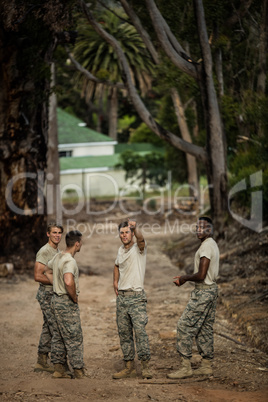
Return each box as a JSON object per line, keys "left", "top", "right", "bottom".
{"left": 73, "top": 5, "right": 154, "bottom": 139}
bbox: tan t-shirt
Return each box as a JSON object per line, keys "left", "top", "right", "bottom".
{"left": 48, "top": 252, "right": 80, "bottom": 296}
{"left": 194, "top": 237, "right": 219, "bottom": 285}
{"left": 36, "top": 243, "right": 59, "bottom": 290}
{"left": 115, "top": 242, "right": 147, "bottom": 291}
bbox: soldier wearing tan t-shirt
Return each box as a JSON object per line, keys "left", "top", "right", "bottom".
{"left": 113, "top": 219, "right": 152, "bottom": 380}
{"left": 168, "top": 217, "right": 219, "bottom": 379}
{"left": 34, "top": 223, "right": 63, "bottom": 373}
{"left": 46, "top": 230, "right": 85, "bottom": 379}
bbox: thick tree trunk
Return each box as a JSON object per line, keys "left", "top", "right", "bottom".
{"left": 0, "top": 18, "right": 58, "bottom": 266}
{"left": 0, "top": 30, "right": 48, "bottom": 262}
{"left": 171, "top": 88, "right": 200, "bottom": 202}
{"left": 0, "top": 0, "right": 73, "bottom": 269}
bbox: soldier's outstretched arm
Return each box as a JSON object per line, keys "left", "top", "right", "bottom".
{"left": 128, "top": 219, "right": 145, "bottom": 251}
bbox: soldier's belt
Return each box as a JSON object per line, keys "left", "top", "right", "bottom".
{"left": 195, "top": 283, "right": 217, "bottom": 289}
{"left": 53, "top": 293, "right": 70, "bottom": 298}
{"left": 118, "top": 290, "right": 143, "bottom": 296}
{"left": 39, "top": 284, "right": 53, "bottom": 292}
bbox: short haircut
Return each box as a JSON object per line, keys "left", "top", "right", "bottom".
{"left": 198, "top": 216, "right": 213, "bottom": 234}
{"left": 47, "top": 222, "right": 64, "bottom": 234}
{"left": 118, "top": 221, "right": 133, "bottom": 232}
{"left": 198, "top": 216, "right": 213, "bottom": 225}
{"left": 65, "top": 230, "right": 82, "bottom": 247}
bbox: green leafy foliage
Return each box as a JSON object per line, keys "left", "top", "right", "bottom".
{"left": 116, "top": 150, "right": 168, "bottom": 195}
{"left": 229, "top": 129, "right": 268, "bottom": 222}
{"left": 73, "top": 6, "right": 155, "bottom": 92}
{"left": 129, "top": 123, "right": 165, "bottom": 147}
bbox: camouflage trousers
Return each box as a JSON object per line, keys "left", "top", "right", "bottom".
{"left": 51, "top": 294, "right": 84, "bottom": 369}
{"left": 36, "top": 285, "right": 54, "bottom": 355}
{"left": 177, "top": 286, "right": 218, "bottom": 360}
{"left": 116, "top": 290, "right": 151, "bottom": 361}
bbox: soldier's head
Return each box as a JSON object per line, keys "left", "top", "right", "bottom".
{"left": 47, "top": 222, "right": 64, "bottom": 234}
{"left": 196, "top": 217, "right": 213, "bottom": 241}
{"left": 66, "top": 230, "right": 83, "bottom": 252}
{"left": 118, "top": 221, "right": 134, "bottom": 247}
{"left": 47, "top": 223, "right": 63, "bottom": 247}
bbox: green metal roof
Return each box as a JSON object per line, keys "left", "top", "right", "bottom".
{"left": 60, "top": 150, "right": 161, "bottom": 171}
{"left": 60, "top": 154, "right": 121, "bottom": 170}
{"left": 57, "top": 108, "right": 113, "bottom": 144}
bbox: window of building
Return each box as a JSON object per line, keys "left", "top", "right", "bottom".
{"left": 59, "top": 150, "right": 72, "bottom": 157}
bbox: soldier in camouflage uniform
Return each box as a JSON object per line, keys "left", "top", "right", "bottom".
{"left": 167, "top": 217, "right": 219, "bottom": 379}
{"left": 34, "top": 223, "right": 63, "bottom": 373}
{"left": 46, "top": 230, "right": 85, "bottom": 379}
{"left": 113, "top": 219, "right": 152, "bottom": 380}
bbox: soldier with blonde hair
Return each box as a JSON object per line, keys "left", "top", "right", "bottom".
{"left": 34, "top": 223, "right": 63, "bottom": 373}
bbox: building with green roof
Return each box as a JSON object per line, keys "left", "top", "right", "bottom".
{"left": 57, "top": 108, "right": 116, "bottom": 158}
{"left": 57, "top": 108, "right": 163, "bottom": 197}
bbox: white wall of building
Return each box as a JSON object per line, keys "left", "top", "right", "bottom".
{"left": 60, "top": 169, "right": 142, "bottom": 198}
{"left": 58, "top": 142, "right": 116, "bottom": 157}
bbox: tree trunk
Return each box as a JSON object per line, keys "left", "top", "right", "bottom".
{"left": 0, "top": 8, "right": 61, "bottom": 266}
{"left": 108, "top": 87, "right": 118, "bottom": 140}
{"left": 171, "top": 88, "right": 200, "bottom": 203}
{"left": 0, "top": 29, "right": 48, "bottom": 263}
{"left": 0, "top": 0, "right": 74, "bottom": 270}
{"left": 214, "top": 23, "right": 224, "bottom": 97}
{"left": 257, "top": 0, "right": 267, "bottom": 95}
{"left": 47, "top": 63, "right": 62, "bottom": 224}
{"left": 96, "top": 85, "right": 104, "bottom": 133}
{"left": 194, "top": 0, "right": 228, "bottom": 223}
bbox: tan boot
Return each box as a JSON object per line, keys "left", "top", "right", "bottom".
{"left": 141, "top": 360, "right": 153, "bottom": 379}
{"left": 194, "top": 359, "right": 213, "bottom": 375}
{"left": 53, "top": 363, "right": 72, "bottom": 379}
{"left": 112, "top": 360, "right": 136, "bottom": 379}
{"left": 167, "top": 357, "right": 193, "bottom": 379}
{"left": 74, "top": 368, "right": 86, "bottom": 379}
{"left": 34, "top": 353, "right": 54, "bottom": 373}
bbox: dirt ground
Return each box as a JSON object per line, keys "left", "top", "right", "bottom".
{"left": 0, "top": 210, "right": 268, "bottom": 402}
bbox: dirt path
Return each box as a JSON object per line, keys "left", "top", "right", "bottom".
{"left": 0, "top": 223, "right": 267, "bottom": 401}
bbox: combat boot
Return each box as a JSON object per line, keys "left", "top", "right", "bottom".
{"left": 194, "top": 358, "right": 213, "bottom": 375}
{"left": 112, "top": 360, "right": 136, "bottom": 379}
{"left": 141, "top": 360, "right": 153, "bottom": 379}
{"left": 34, "top": 353, "right": 54, "bottom": 373}
{"left": 53, "top": 363, "right": 72, "bottom": 379}
{"left": 74, "top": 368, "right": 86, "bottom": 379}
{"left": 167, "top": 357, "right": 193, "bottom": 379}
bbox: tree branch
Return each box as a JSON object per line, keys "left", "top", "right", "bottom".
{"left": 119, "top": 0, "right": 159, "bottom": 64}
{"left": 78, "top": 0, "right": 207, "bottom": 162}
{"left": 226, "top": 0, "right": 254, "bottom": 28}
{"left": 97, "top": 0, "right": 131, "bottom": 25}
{"left": 66, "top": 46, "right": 126, "bottom": 90}
{"left": 145, "top": 0, "right": 198, "bottom": 79}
